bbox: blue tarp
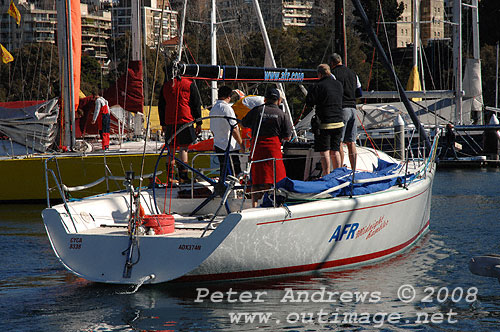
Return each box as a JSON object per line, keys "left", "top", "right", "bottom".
{"left": 276, "top": 159, "right": 404, "bottom": 198}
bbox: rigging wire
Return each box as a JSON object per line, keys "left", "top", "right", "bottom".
{"left": 216, "top": 7, "right": 238, "bottom": 68}
{"left": 376, "top": 0, "right": 400, "bottom": 103}
{"left": 46, "top": 44, "right": 54, "bottom": 101}
{"left": 30, "top": 42, "right": 42, "bottom": 100}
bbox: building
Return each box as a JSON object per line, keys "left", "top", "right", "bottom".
{"left": 395, "top": 0, "right": 445, "bottom": 48}
{"left": 167, "top": 0, "right": 328, "bottom": 34}
{"left": 112, "top": 0, "right": 178, "bottom": 48}
{"left": 420, "top": 0, "right": 445, "bottom": 46}
{"left": 1, "top": 0, "right": 177, "bottom": 66}
{"left": 0, "top": 0, "right": 111, "bottom": 64}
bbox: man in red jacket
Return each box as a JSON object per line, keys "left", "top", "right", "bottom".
{"left": 159, "top": 72, "right": 202, "bottom": 184}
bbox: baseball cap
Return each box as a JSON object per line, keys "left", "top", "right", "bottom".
{"left": 265, "top": 88, "right": 280, "bottom": 100}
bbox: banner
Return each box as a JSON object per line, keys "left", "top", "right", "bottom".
{"left": 0, "top": 44, "right": 14, "bottom": 63}
{"left": 7, "top": 0, "right": 21, "bottom": 26}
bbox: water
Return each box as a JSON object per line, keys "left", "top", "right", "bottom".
{"left": 1, "top": 169, "right": 500, "bottom": 331}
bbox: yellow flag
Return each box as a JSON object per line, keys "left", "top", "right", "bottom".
{"left": 406, "top": 66, "right": 422, "bottom": 102}
{"left": 0, "top": 44, "right": 14, "bottom": 64}
{"left": 7, "top": 0, "right": 21, "bottom": 26}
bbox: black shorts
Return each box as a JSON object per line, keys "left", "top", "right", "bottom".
{"left": 314, "top": 128, "right": 343, "bottom": 152}
{"left": 164, "top": 124, "right": 197, "bottom": 146}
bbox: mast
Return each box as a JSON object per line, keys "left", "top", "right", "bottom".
{"left": 453, "top": 0, "right": 463, "bottom": 125}
{"left": 471, "top": 0, "right": 483, "bottom": 124}
{"left": 334, "top": 0, "right": 346, "bottom": 62}
{"left": 251, "top": 0, "right": 296, "bottom": 137}
{"left": 57, "top": 0, "right": 80, "bottom": 150}
{"left": 210, "top": 0, "right": 217, "bottom": 105}
{"left": 412, "top": 0, "right": 419, "bottom": 70}
{"left": 176, "top": 0, "right": 187, "bottom": 64}
{"left": 351, "top": 0, "right": 431, "bottom": 151}
{"left": 496, "top": 42, "right": 499, "bottom": 108}
{"left": 131, "top": 0, "right": 142, "bottom": 61}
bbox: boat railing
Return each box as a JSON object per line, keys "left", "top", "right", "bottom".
{"left": 190, "top": 151, "right": 249, "bottom": 199}
{"left": 44, "top": 155, "right": 160, "bottom": 205}
{"left": 188, "top": 151, "right": 282, "bottom": 207}
{"left": 44, "top": 156, "right": 78, "bottom": 231}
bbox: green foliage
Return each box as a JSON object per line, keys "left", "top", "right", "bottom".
{"left": 105, "top": 32, "right": 166, "bottom": 105}
{"left": 478, "top": 0, "right": 500, "bottom": 47}
{"left": 0, "top": 43, "right": 59, "bottom": 101}
{"left": 353, "top": 0, "right": 404, "bottom": 46}
{"left": 480, "top": 44, "right": 498, "bottom": 107}
{"left": 80, "top": 55, "right": 104, "bottom": 96}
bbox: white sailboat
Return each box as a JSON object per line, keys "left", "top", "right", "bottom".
{"left": 40, "top": 0, "right": 438, "bottom": 285}
{"left": 41, "top": 111, "right": 438, "bottom": 284}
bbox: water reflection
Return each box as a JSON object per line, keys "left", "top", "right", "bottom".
{"left": 51, "top": 233, "right": 467, "bottom": 331}
{"left": 3, "top": 169, "right": 500, "bottom": 331}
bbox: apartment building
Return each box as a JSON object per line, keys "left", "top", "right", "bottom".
{"left": 0, "top": 0, "right": 111, "bottom": 64}
{"left": 396, "top": 0, "right": 445, "bottom": 48}
{"left": 112, "top": 0, "right": 178, "bottom": 47}
{"left": 0, "top": 0, "right": 177, "bottom": 65}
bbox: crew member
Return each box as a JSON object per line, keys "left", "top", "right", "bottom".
{"left": 159, "top": 67, "right": 202, "bottom": 184}
{"left": 444, "top": 123, "right": 458, "bottom": 159}
{"left": 242, "top": 87, "right": 292, "bottom": 207}
{"left": 210, "top": 85, "right": 243, "bottom": 178}
{"left": 92, "top": 91, "right": 110, "bottom": 151}
{"left": 329, "top": 53, "right": 362, "bottom": 172}
{"left": 305, "top": 64, "right": 344, "bottom": 176}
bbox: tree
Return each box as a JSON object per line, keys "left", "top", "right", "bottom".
{"left": 106, "top": 33, "right": 165, "bottom": 106}
{"left": 353, "top": 0, "right": 404, "bottom": 46}
{"left": 479, "top": 0, "right": 500, "bottom": 47}
{"left": 0, "top": 43, "right": 59, "bottom": 101}
{"left": 480, "top": 44, "right": 498, "bottom": 107}
{"left": 80, "top": 54, "right": 103, "bottom": 96}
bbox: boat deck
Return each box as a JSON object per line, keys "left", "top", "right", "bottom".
{"left": 78, "top": 217, "right": 224, "bottom": 238}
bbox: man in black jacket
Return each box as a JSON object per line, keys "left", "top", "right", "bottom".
{"left": 330, "top": 53, "right": 362, "bottom": 172}
{"left": 306, "top": 64, "right": 344, "bottom": 176}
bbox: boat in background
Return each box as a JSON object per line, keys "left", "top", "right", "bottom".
{"left": 346, "top": 0, "right": 500, "bottom": 165}
{"left": 469, "top": 254, "right": 500, "bottom": 283}
{"left": 0, "top": 0, "right": 166, "bottom": 202}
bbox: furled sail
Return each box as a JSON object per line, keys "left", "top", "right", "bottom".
{"left": 0, "top": 99, "right": 59, "bottom": 153}
{"left": 462, "top": 58, "right": 484, "bottom": 124}
{"left": 104, "top": 60, "right": 144, "bottom": 113}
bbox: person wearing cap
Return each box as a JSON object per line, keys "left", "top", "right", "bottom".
{"left": 92, "top": 90, "right": 110, "bottom": 151}
{"left": 159, "top": 64, "right": 202, "bottom": 184}
{"left": 329, "top": 53, "right": 362, "bottom": 172}
{"left": 305, "top": 64, "right": 344, "bottom": 176}
{"left": 242, "top": 87, "right": 292, "bottom": 207}
{"left": 210, "top": 85, "right": 243, "bottom": 178}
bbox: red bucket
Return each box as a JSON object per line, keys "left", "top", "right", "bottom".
{"left": 142, "top": 214, "right": 175, "bottom": 235}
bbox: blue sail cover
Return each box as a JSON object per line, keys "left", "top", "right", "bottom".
{"left": 276, "top": 159, "right": 404, "bottom": 198}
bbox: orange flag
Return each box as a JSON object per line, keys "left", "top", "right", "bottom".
{"left": 7, "top": 0, "right": 21, "bottom": 26}
{"left": 0, "top": 44, "right": 14, "bottom": 64}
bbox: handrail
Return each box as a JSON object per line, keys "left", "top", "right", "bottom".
{"left": 61, "top": 171, "right": 162, "bottom": 192}
{"left": 44, "top": 162, "right": 77, "bottom": 232}
{"left": 190, "top": 151, "right": 248, "bottom": 199}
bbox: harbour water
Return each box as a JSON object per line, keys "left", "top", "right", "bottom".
{"left": 1, "top": 169, "right": 499, "bottom": 331}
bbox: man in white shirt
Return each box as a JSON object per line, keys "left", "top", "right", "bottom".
{"left": 92, "top": 91, "right": 110, "bottom": 150}
{"left": 209, "top": 86, "right": 243, "bottom": 178}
